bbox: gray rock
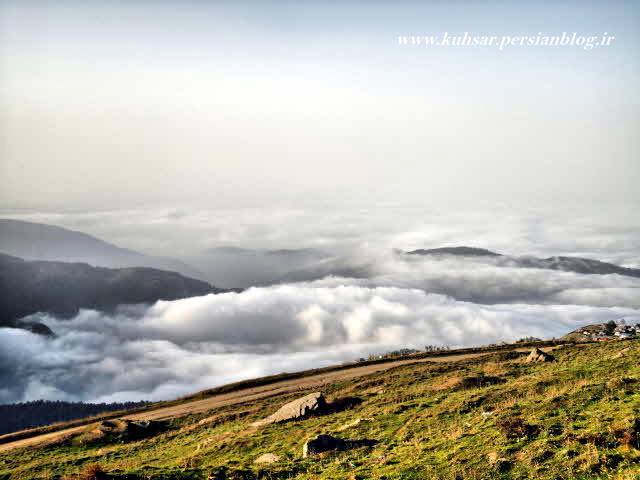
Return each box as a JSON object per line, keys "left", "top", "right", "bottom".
{"left": 254, "top": 453, "right": 281, "bottom": 464}
{"left": 525, "top": 348, "right": 555, "bottom": 363}
{"left": 251, "top": 392, "right": 327, "bottom": 426}
{"left": 303, "top": 434, "right": 345, "bottom": 457}
{"left": 336, "top": 417, "right": 374, "bottom": 432}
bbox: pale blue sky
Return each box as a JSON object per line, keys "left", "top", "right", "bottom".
{"left": 0, "top": 0, "right": 638, "bottom": 210}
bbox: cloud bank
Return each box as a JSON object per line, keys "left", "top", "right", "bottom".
{"left": 1, "top": 285, "right": 638, "bottom": 404}
{"left": 2, "top": 204, "right": 638, "bottom": 269}
{"left": 1, "top": 206, "right": 639, "bottom": 404}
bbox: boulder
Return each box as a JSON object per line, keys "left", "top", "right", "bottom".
{"left": 251, "top": 392, "right": 327, "bottom": 426}
{"left": 303, "top": 434, "right": 378, "bottom": 457}
{"left": 525, "top": 348, "right": 555, "bottom": 363}
{"left": 254, "top": 453, "right": 281, "bottom": 464}
{"left": 303, "top": 434, "right": 345, "bottom": 457}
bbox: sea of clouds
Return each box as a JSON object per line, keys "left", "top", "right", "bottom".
{"left": 0, "top": 204, "right": 639, "bottom": 403}
{"left": 1, "top": 283, "right": 638, "bottom": 403}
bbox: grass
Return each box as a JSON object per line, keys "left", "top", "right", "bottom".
{"left": 1, "top": 340, "right": 640, "bottom": 479}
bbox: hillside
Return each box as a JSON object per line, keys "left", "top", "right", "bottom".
{"left": 559, "top": 321, "right": 640, "bottom": 342}
{"left": 0, "top": 253, "right": 221, "bottom": 331}
{"left": 1, "top": 339, "right": 639, "bottom": 479}
{"left": 407, "top": 246, "right": 640, "bottom": 279}
{"left": 0, "top": 219, "right": 203, "bottom": 280}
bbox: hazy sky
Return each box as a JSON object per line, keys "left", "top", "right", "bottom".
{"left": 0, "top": 0, "right": 638, "bottom": 210}
{"left": 1, "top": 1, "right": 639, "bottom": 404}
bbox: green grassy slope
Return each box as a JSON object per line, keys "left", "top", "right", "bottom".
{"left": 2, "top": 340, "right": 640, "bottom": 480}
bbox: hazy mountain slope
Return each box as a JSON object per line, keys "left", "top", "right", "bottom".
{"left": 0, "top": 253, "right": 220, "bottom": 331}
{"left": 185, "top": 247, "right": 329, "bottom": 288}
{"left": 407, "top": 245, "right": 640, "bottom": 278}
{"left": 0, "top": 219, "right": 203, "bottom": 280}
{"left": 278, "top": 255, "right": 373, "bottom": 283}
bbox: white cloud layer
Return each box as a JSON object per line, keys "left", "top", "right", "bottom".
{"left": 2, "top": 204, "right": 638, "bottom": 268}
{"left": 296, "top": 253, "right": 640, "bottom": 308}
{"left": 1, "top": 206, "right": 639, "bottom": 404}
{"left": 1, "top": 285, "right": 638, "bottom": 403}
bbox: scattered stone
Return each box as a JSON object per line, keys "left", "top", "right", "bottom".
{"left": 303, "top": 435, "right": 343, "bottom": 457}
{"left": 254, "top": 453, "right": 281, "bottom": 464}
{"left": 525, "top": 348, "right": 555, "bottom": 363}
{"left": 251, "top": 392, "right": 327, "bottom": 426}
{"left": 303, "top": 434, "right": 378, "bottom": 457}
{"left": 336, "top": 417, "right": 374, "bottom": 432}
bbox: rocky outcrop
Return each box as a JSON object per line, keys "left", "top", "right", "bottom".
{"left": 251, "top": 392, "right": 327, "bottom": 426}
{"left": 302, "top": 434, "right": 378, "bottom": 457}
{"left": 525, "top": 348, "right": 555, "bottom": 363}
{"left": 75, "top": 419, "right": 164, "bottom": 444}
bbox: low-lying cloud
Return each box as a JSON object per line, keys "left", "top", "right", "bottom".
{"left": 1, "top": 205, "right": 639, "bottom": 404}
{"left": 2, "top": 204, "right": 638, "bottom": 268}
{"left": 1, "top": 285, "right": 638, "bottom": 404}
{"left": 287, "top": 253, "right": 640, "bottom": 308}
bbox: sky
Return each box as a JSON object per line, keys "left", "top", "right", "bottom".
{"left": 1, "top": 1, "right": 639, "bottom": 404}
{"left": 1, "top": 0, "right": 639, "bottom": 211}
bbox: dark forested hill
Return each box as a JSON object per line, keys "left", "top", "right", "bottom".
{"left": 0, "top": 253, "right": 222, "bottom": 332}
{"left": 0, "top": 400, "right": 150, "bottom": 436}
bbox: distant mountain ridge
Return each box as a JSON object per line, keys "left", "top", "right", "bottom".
{"left": 0, "top": 219, "right": 203, "bottom": 280}
{"left": 406, "top": 246, "right": 640, "bottom": 278}
{"left": 0, "top": 253, "right": 223, "bottom": 334}
{"left": 407, "top": 246, "right": 502, "bottom": 257}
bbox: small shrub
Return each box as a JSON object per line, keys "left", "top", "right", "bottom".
{"left": 572, "top": 432, "right": 612, "bottom": 447}
{"left": 497, "top": 417, "right": 540, "bottom": 439}
{"left": 81, "top": 464, "right": 107, "bottom": 480}
{"left": 611, "top": 418, "right": 640, "bottom": 449}
{"left": 62, "top": 465, "right": 108, "bottom": 480}
{"left": 459, "top": 375, "right": 505, "bottom": 389}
